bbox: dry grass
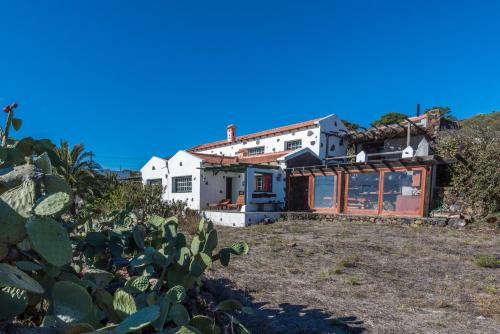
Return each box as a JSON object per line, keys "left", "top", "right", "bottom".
{"left": 207, "top": 219, "right": 500, "bottom": 334}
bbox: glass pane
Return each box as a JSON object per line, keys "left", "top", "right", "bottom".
{"left": 347, "top": 172, "right": 380, "bottom": 211}
{"left": 314, "top": 176, "right": 336, "bottom": 208}
{"left": 383, "top": 170, "right": 422, "bottom": 212}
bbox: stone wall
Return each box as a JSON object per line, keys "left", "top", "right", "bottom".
{"left": 281, "top": 212, "right": 468, "bottom": 228}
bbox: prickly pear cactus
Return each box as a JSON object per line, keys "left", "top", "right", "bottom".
{"left": 0, "top": 118, "right": 251, "bottom": 332}
{"left": 0, "top": 198, "right": 27, "bottom": 245}
{"left": 52, "top": 281, "right": 93, "bottom": 323}
{"left": 34, "top": 191, "right": 72, "bottom": 217}
{"left": 0, "top": 286, "right": 28, "bottom": 320}
{"left": 26, "top": 216, "right": 72, "bottom": 266}
{"left": 0, "top": 263, "right": 44, "bottom": 294}
{"left": 0, "top": 178, "right": 36, "bottom": 218}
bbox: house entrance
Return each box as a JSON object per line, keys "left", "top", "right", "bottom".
{"left": 226, "top": 177, "right": 233, "bottom": 202}
{"left": 288, "top": 176, "right": 309, "bottom": 211}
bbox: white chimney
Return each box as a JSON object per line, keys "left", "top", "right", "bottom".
{"left": 227, "top": 124, "right": 236, "bottom": 142}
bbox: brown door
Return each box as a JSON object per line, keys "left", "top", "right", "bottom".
{"left": 288, "top": 176, "right": 309, "bottom": 211}
{"left": 226, "top": 177, "right": 233, "bottom": 202}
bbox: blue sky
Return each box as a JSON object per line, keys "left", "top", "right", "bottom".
{"left": 1, "top": 1, "right": 499, "bottom": 169}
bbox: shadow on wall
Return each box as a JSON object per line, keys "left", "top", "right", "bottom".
{"left": 204, "top": 277, "right": 365, "bottom": 334}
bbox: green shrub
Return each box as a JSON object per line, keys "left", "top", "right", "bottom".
{"left": 436, "top": 112, "right": 500, "bottom": 216}
{"left": 473, "top": 254, "right": 500, "bottom": 268}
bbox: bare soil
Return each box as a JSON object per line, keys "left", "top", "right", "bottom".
{"left": 206, "top": 219, "right": 500, "bottom": 334}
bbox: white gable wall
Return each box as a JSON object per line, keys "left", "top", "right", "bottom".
{"left": 317, "top": 115, "right": 349, "bottom": 159}
{"left": 164, "top": 151, "right": 203, "bottom": 210}
{"left": 141, "top": 156, "right": 168, "bottom": 186}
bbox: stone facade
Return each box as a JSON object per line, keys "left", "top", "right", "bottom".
{"left": 280, "top": 212, "right": 467, "bottom": 227}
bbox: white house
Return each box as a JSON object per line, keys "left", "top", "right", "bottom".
{"left": 141, "top": 114, "right": 348, "bottom": 226}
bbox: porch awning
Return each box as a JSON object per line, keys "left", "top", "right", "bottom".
{"left": 287, "top": 155, "right": 455, "bottom": 176}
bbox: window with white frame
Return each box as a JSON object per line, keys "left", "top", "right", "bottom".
{"left": 285, "top": 139, "right": 302, "bottom": 151}
{"left": 172, "top": 176, "right": 192, "bottom": 193}
{"left": 247, "top": 146, "right": 264, "bottom": 156}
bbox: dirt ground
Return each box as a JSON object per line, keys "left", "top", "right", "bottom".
{"left": 206, "top": 219, "right": 500, "bottom": 334}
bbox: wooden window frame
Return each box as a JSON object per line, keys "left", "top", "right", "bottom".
{"left": 343, "top": 167, "right": 427, "bottom": 217}
{"left": 309, "top": 174, "right": 341, "bottom": 213}
{"left": 343, "top": 171, "right": 380, "bottom": 215}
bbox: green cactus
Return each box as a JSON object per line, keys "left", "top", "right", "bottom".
{"left": 0, "top": 198, "right": 26, "bottom": 244}
{"left": 15, "top": 260, "right": 44, "bottom": 272}
{"left": 43, "top": 174, "right": 72, "bottom": 195}
{"left": 190, "top": 235, "right": 201, "bottom": 256}
{"left": 124, "top": 276, "right": 149, "bottom": 294}
{"left": 202, "top": 229, "right": 218, "bottom": 255}
{"left": 0, "top": 263, "right": 44, "bottom": 294}
{"left": 168, "top": 303, "right": 190, "bottom": 326}
{"left": 230, "top": 241, "right": 249, "bottom": 256}
{"left": 94, "top": 289, "right": 120, "bottom": 323}
{"left": 132, "top": 225, "right": 146, "bottom": 250}
{"left": 0, "top": 243, "right": 7, "bottom": 261}
{"left": 113, "top": 289, "right": 137, "bottom": 320}
{"left": 177, "top": 247, "right": 191, "bottom": 267}
{"left": 52, "top": 281, "right": 93, "bottom": 323}
{"left": 84, "top": 268, "right": 114, "bottom": 290}
{"left": 34, "top": 191, "right": 72, "bottom": 217}
{"left": 0, "top": 286, "right": 28, "bottom": 320}
{"left": 61, "top": 323, "right": 95, "bottom": 334}
{"left": 26, "top": 216, "right": 72, "bottom": 267}
{"left": 189, "top": 315, "right": 220, "bottom": 334}
{"left": 114, "top": 305, "right": 160, "bottom": 334}
{"left": 33, "top": 152, "right": 52, "bottom": 174}
{"left": 0, "top": 178, "right": 36, "bottom": 218}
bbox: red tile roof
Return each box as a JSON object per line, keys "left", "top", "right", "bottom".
{"left": 191, "top": 151, "right": 290, "bottom": 165}
{"left": 188, "top": 117, "right": 322, "bottom": 152}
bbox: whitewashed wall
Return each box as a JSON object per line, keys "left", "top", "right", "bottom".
{"left": 194, "top": 114, "right": 347, "bottom": 160}
{"left": 140, "top": 156, "right": 168, "bottom": 188}
{"left": 164, "top": 151, "right": 202, "bottom": 210}
{"left": 199, "top": 170, "right": 245, "bottom": 209}
{"left": 196, "top": 125, "right": 321, "bottom": 156}
{"left": 318, "top": 116, "right": 348, "bottom": 159}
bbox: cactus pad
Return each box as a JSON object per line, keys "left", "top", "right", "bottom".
{"left": 26, "top": 217, "right": 72, "bottom": 267}
{"left": 52, "top": 281, "right": 93, "bottom": 323}
{"left": 113, "top": 289, "right": 137, "bottom": 320}
{"left": 189, "top": 315, "right": 219, "bottom": 334}
{"left": 0, "top": 198, "right": 26, "bottom": 245}
{"left": 168, "top": 303, "right": 190, "bottom": 326}
{"left": 43, "top": 174, "right": 72, "bottom": 195}
{"left": 230, "top": 242, "right": 249, "bottom": 256}
{"left": 0, "top": 179, "right": 36, "bottom": 218}
{"left": 60, "top": 323, "right": 95, "bottom": 334}
{"left": 202, "top": 230, "right": 218, "bottom": 255}
{"left": 114, "top": 305, "right": 160, "bottom": 334}
{"left": 124, "top": 276, "right": 149, "bottom": 294}
{"left": 34, "top": 191, "right": 72, "bottom": 217}
{"left": 0, "top": 263, "right": 44, "bottom": 294}
{"left": 33, "top": 152, "right": 52, "bottom": 174}
{"left": 0, "top": 286, "right": 28, "bottom": 320}
{"left": 0, "top": 243, "right": 7, "bottom": 261}
{"left": 165, "top": 285, "right": 186, "bottom": 304}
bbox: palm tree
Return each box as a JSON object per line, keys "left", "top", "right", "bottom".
{"left": 53, "top": 140, "right": 102, "bottom": 199}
